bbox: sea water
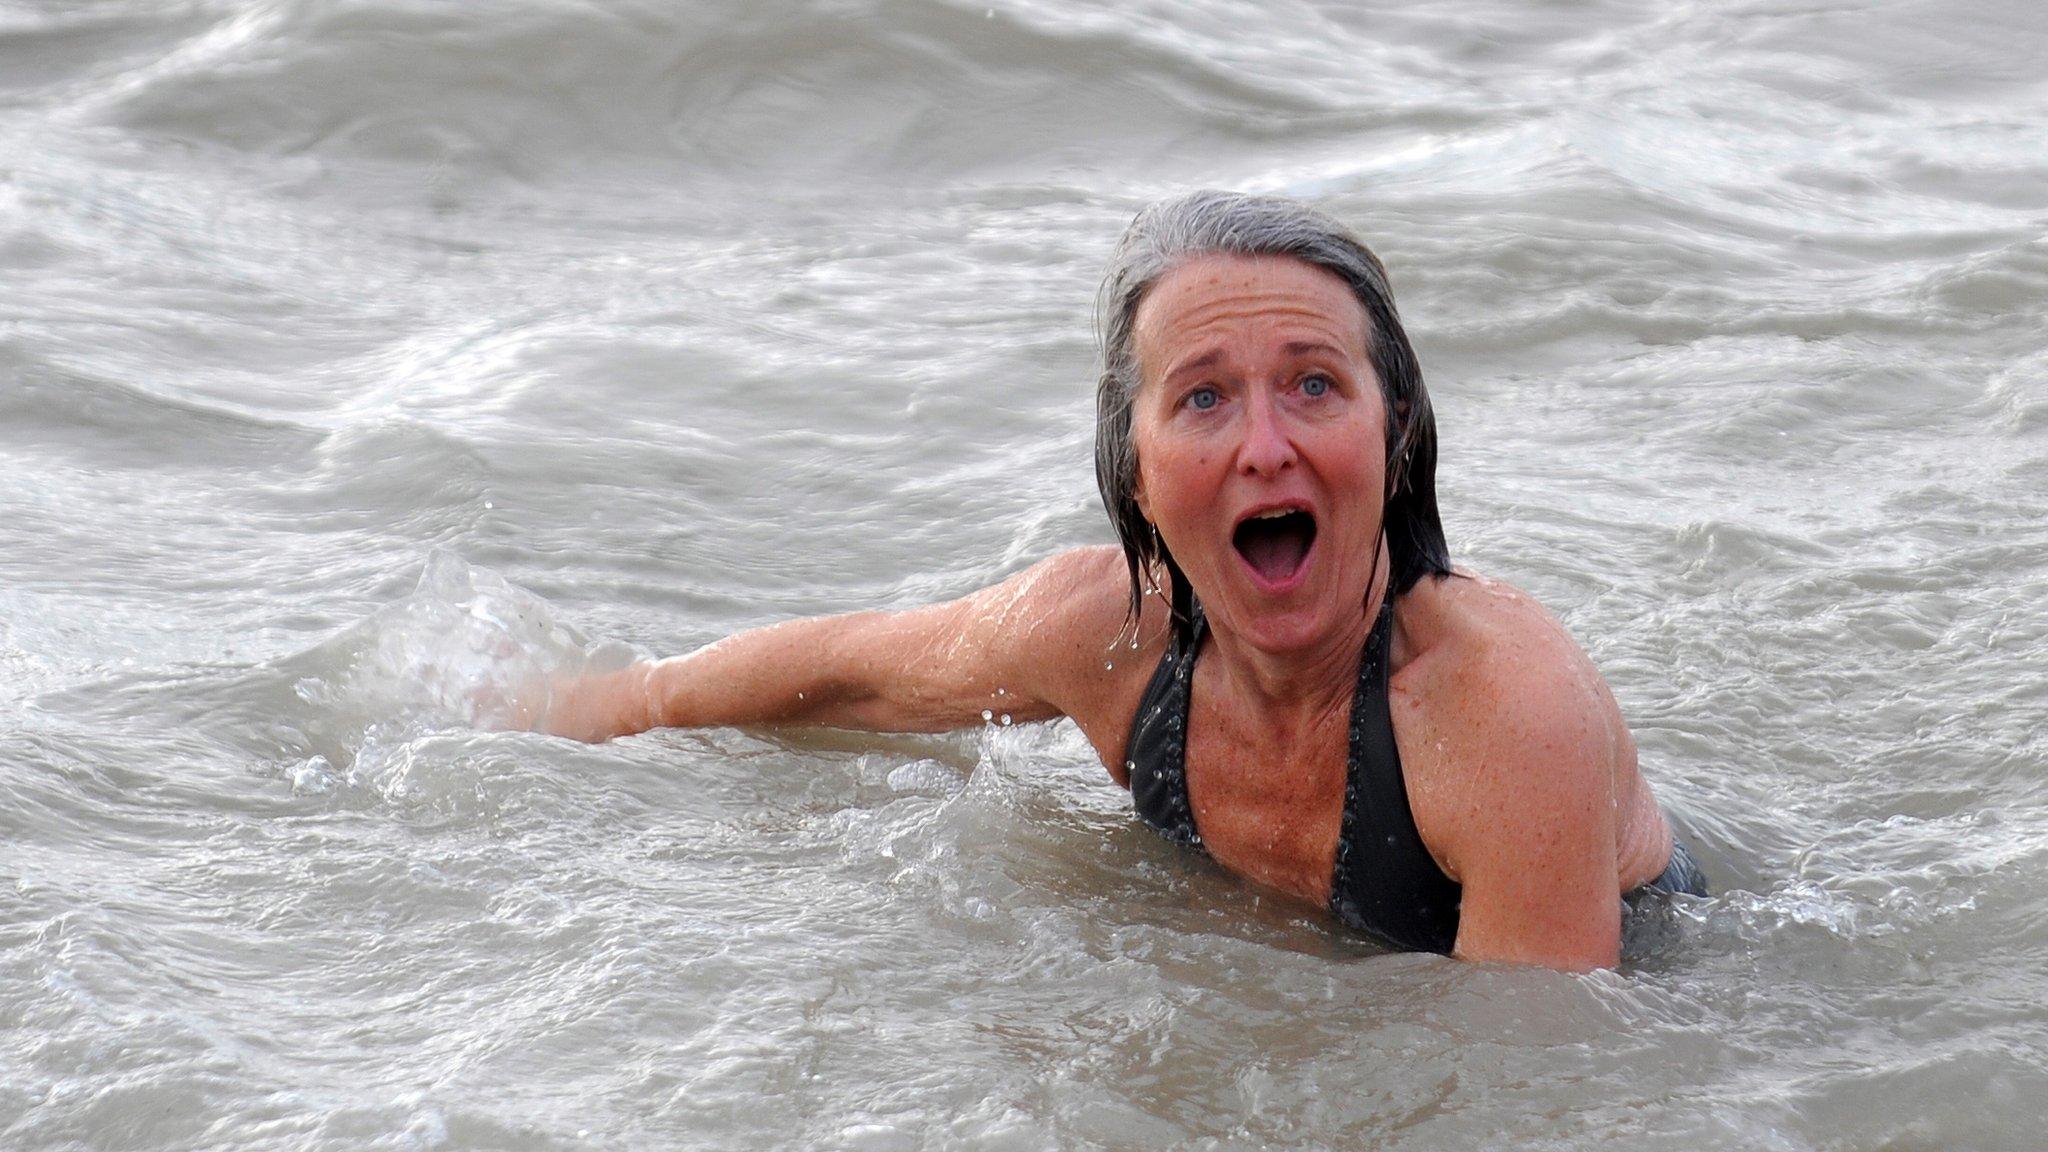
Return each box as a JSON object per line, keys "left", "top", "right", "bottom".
{"left": 4, "top": 0, "right": 2047, "bottom": 1147}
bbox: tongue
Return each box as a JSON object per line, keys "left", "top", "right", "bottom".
{"left": 1239, "top": 525, "right": 1309, "bottom": 583}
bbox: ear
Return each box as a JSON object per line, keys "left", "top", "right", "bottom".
{"left": 1132, "top": 468, "right": 1152, "bottom": 525}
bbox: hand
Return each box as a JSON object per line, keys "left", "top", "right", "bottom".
{"left": 520, "top": 663, "right": 660, "bottom": 743}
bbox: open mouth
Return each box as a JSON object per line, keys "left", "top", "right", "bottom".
{"left": 1232, "top": 508, "right": 1317, "bottom": 586}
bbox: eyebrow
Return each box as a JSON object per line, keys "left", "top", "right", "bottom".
{"left": 1280, "top": 339, "right": 1353, "bottom": 360}
{"left": 1156, "top": 339, "right": 1359, "bottom": 385}
{"left": 1159, "top": 348, "right": 1225, "bottom": 382}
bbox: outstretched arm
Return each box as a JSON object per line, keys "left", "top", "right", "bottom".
{"left": 530, "top": 547, "right": 1134, "bottom": 743}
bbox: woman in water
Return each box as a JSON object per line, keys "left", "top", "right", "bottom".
{"left": 527, "top": 190, "right": 1705, "bottom": 971}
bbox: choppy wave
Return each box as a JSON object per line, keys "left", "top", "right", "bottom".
{"left": 5, "top": 0, "right": 2048, "bottom": 1147}
{"left": 62, "top": 0, "right": 1375, "bottom": 192}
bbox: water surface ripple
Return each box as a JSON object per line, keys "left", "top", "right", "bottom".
{"left": 4, "top": 0, "right": 2047, "bottom": 1148}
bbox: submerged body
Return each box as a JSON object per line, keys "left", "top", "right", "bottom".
{"left": 1127, "top": 595, "right": 1703, "bottom": 954}
{"left": 535, "top": 193, "right": 1699, "bottom": 971}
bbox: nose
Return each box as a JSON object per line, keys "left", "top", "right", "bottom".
{"left": 1236, "top": 391, "right": 1297, "bottom": 477}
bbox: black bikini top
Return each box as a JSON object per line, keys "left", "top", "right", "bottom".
{"left": 1124, "top": 598, "right": 1465, "bottom": 954}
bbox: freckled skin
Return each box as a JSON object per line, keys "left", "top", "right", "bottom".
{"left": 531, "top": 253, "right": 1676, "bottom": 972}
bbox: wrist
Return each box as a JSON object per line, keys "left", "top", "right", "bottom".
{"left": 639, "top": 657, "right": 680, "bottom": 730}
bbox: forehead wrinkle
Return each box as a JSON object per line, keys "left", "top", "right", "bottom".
{"left": 1134, "top": 256, "right": 1371, "bottom": 387}
{"left": 1144, "top": 298, "right": 1368, "bottom": 385}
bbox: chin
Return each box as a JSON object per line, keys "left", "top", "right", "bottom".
{"left": 1214, "top": 591, "right": 1348, "bottom": 654}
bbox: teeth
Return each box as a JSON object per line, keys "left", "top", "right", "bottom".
{"left": 1253, "top": 509, "right": 1296, "bottom": 520}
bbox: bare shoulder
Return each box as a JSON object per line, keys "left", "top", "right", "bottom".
{"left": 975, "top": 545, "right": 1172, "bottom": 780}
{"left": 986, "top": 545, "right": 1143, "bottom": 648}
{"left": 1390, "top": 572, "right": 1636, "bottom": 880}
{"left": 1396, "top": 573, "right": 1619, "bottom": 716}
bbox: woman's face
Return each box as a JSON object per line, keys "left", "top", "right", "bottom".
{"left": 1130, "top": 253, "right": 1388, "bottom": 658}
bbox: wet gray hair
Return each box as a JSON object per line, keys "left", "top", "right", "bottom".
{"left": 1093, "top": 190, "right": 1452, "bottom": 638}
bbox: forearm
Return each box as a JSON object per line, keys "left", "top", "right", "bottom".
{"left": 643, "top": 615, "right": 893, "bottom": 732}
{"left": 529, "top": 551, "right": 1111, "bottom": 743}
{"left": 538, "top": 612, "right": 958, "bottom": 742}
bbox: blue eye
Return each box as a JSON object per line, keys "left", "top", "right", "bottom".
{"left": 1189, "top": 387, "right": 1219, "bottom": 411}
{"left": 1302, "top": 374, "right": 1331, "bottom": 398}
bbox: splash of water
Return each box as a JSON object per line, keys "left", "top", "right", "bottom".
{"left": 284, "top": 549, "right": 638, "bottom": 792}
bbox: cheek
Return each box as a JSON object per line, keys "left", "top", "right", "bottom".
{"left": 1312, "top": 415, "right": 1385, "bottom": 481}
{"left": 1134, "top": 448, "right": 1220, "bottom": 538}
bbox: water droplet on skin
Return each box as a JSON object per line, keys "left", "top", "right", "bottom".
{"left": 1105, "top": 662, "right": 1114, "bottom": 670}
{"left": 981, "top": 710, "right": 994, "bottom": 722}
{"left": 999, "top": 714, "right": 1012, "bottom": 726}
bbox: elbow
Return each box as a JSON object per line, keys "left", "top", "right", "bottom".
{"left": 1452, "top": 928, "right": 1619, "bottom": 972}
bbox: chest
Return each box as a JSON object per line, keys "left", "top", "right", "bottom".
{"left": 1180, "top": 689, "right": 1352, "bottom": 906}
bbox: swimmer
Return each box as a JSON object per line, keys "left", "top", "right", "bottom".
{"left": 526, "top": 191, "right": 1705, "bottom": 970}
